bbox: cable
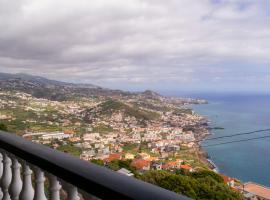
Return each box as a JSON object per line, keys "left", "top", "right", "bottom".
{"left": 202, "top": 135, "right": 270, "bottom": 147}
{"left": 204, "top": 128, "right": 270, "bottom": 141}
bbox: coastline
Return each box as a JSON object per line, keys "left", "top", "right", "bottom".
{"left": 184, "top": 94, "right": 270, "bottom": 187}
{"left": 207, "top": 158, "right": 219, "bottom": 172}
{"left": 197, "top": 143, "right": 219, "bottom": 172}
{"left": 192, "top": 107, "right": 219, "bottom": 172}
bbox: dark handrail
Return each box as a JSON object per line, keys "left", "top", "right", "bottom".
{"left": 0, "top": 131, "right": 190, "bottom": 200}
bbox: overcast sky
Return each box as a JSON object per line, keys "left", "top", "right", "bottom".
{"left": 1, "top": 0, "right": 270, "bottom": 93}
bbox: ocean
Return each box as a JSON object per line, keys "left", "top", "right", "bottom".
{"left": 189, "top": 93, "right": 270, "bottom": 187}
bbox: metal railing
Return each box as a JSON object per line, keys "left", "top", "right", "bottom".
{"left": 0, "top": 131, "right": 190, "bottom": 200}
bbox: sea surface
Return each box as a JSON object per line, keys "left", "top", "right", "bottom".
{"left": 188, "top": 93, "right": 270, "bottom": 187}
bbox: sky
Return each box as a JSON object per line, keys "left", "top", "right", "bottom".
{"left": 1, "top": 0, "right": 270, "bottom": 93}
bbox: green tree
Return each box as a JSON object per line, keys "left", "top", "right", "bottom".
{"left": 139, "top": 170, "right": 244, "bottom": 200}
{"left": 0, "top": 123, "right": 7, "bottom": 131}
{"left": 91, "top": 159, "right": 104, "bottom": 166}
{"left": 108, "top": 160, "right": 121, "bottom": 171}
{"left": 57, "top": 145, "right": 81, "bottom": 157}
{"left": 107, "top": 159, "right": 136, "bottom": 173}
{"left": 190, "top": 170, "right": 224, "bottom": 183}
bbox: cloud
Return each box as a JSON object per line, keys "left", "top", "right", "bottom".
{"left": 0, "top": 0, "right": 270, "bottom": 92}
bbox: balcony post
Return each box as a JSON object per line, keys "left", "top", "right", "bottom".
{"left": 19, "top": 162, "right": 34, "bottom": 200}
{"left": 65, "top": 183, "right": 80, "bottom": 200}
{"left": 9, "top": 156, "right": 22, "bottom": 200}
{"left": 48, "top": 174, "right": 61, "bottom": 200}
{"left": 33, "top": 167, "right": 47, "bottom": 200}
{"left": 80, "top": 189, "right": 99, "bottom": 200}
{"left": 1, "top": 153, "right": 12, "bottom": 200}
{"left": 0, "top": 152, "right": 3, "bottom": 199}
{"left": 0, "top": 152, "right": 3, "bottom": 179}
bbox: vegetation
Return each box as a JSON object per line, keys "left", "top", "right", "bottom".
{"left": 100, "top": 100, "right": 160, "bottom": 121}
{"left": 93, "top": 123, "right": 114, "bottom": 134}
{"left": 132, "top": 101, "right": 172, "bottom": 112}
{"left": 91, "top": 159, "right": 137, "bottom": 174}
{"left": 190, "top": 171, "right": 224, "bottom": 183}
{"left": 107, "top": 159, "right": 136, "bottom": 173}
{"left": 100, "top": 99, "right": 126, "bottom": 112}
{"left": 173, "top": 108, "right": 193, "bottom": 115}
{"left": 90, "top": 158, "right": 232, "bottom": 200}
{"left": 138, "top": 170, "right": 244, "bottom": 200}
{"left": 122, "top": 143, "right": 138, "bottom": 154}
{"left": 0, "top": 123, "right": 7, "bottom": 131}
{"left": 91, "top": 159, "right": 104, "bottom": 166}
{"left": 176, "top": 149, "right": 209, "bottom": 169}
{"left": 57, "top": 144, "right": 82, "bottom": 157}
{"left": 89, "top": 159, "right": 243, "bottom": 200}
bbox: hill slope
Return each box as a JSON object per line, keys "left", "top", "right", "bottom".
{"left": 82, "top": 99, "right": 161, "bottom": 125}
{"left": 0, "top": 73, "right": 161, "bottom": 101}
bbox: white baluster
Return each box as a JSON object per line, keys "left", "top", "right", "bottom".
{"left": 0, "top": 152, "right": 3, "bottom": 179}
{"left": 48, "top": 174, "right": 61, "bottom": 200}
{"left": 66, "top": 184, "right": 80, "bottom": 200}
{"left": 9, "top": 157, "right": 22, "bottom": 200}
{"left": 0, "top": 152, "right": 3, "bottom": 199}
{"left": 19, "top": 162, "right": 34, "bottom": 200}
{"left": 33, "top": 167, "right": 47, "bottom": 200}
{"left": 1, "top": 153, "right": 12, "bottom": 200}
{"left": 80, "top": 189, "right": 100, "bottom": 200}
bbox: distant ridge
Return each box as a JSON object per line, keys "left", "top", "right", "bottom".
{"left": 0, "top": 73, "right": 99, "bottom": 89}
{"left": 0, "top": 72, "right": 162, "bottom": 101}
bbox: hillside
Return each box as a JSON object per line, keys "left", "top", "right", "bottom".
{"left": 82, "top": 99, "right": 161, "bottom": 125}
{"left": 139, "top": 171, "right": 244, "bottom": 200}
{"left": 0, "top": 73, "right": 206, "bottom": 134}
{"left": 0, "top": 73, "right": 162, "bottom": 101}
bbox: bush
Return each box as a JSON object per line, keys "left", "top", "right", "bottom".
{"left": 190, "top": 170, "right": 224, "bottom": 183}
{"left": 57, "top": 144, "right": 82, "bottom": 157}
{"left": 107, "top": 159, "right": 136, "bottom": 173}
{"left": 0, "top": 123, "right": 7, "bottom": 131}
{"left": 91, "top": 159, "right": 104, "bottom": 166}
{"left": 138, "top": 171, "right": 244, "bottom": 200}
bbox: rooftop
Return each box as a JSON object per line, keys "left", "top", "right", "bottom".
{"left": 244, "top": 182, "right": 270, "bottom": 199}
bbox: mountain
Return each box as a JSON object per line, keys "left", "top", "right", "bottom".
{"left": 0, "top": 73, "right": 162, "bottom": 101}
{"left": 139, "top": 90, "right": 162, "bottom": 100}
{"left": 82, "top": 99, "right": 161, "bottom": 125}
{"left": 0, "top": 73, "right": 98, "bottom": 88}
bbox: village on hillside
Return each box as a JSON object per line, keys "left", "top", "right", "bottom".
{"left": 0, "top": 90, "right": 210, "bottom": 171}
{"left": 1, "top": 90, "right": 269, "bottom": 199}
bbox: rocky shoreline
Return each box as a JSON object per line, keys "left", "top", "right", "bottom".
{"left": 193, "top": 114, "right": 219, "bottom": 171}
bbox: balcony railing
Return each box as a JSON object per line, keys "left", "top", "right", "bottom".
{"left": 0, "top": 131, "right": 190, "bottom": 200}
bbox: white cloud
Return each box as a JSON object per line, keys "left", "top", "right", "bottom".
{"left": 0, "top": 0, "right": 270, "bottom": 91}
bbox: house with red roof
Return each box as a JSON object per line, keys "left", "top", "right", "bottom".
{"left": 131, "top": 159, "right": 150, "bottom": 171}
{"left": 103, "top": 153, "right": 122, "bottom": 163}
{"left": 64, "top": 130, "right": 75, "bottom": 135}
{"left": 162, "top": 160, "right": 182, "bottom": 170}
{"left": 180, "top": 164, "right": 193, "bottom": 172}
{"left": 221, "top": 174, "right": 235, "bottom": 187}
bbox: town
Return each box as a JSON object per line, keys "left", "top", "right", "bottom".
{"left": 1, "top": 90, "right": 270, "bottom": 199}
{"left": 0, "top": 90, "right": 210, "bottom": 171}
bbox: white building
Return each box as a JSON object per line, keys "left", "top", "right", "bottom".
{"left": 41, "top": 132, "right": 72, "bottom": 140}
